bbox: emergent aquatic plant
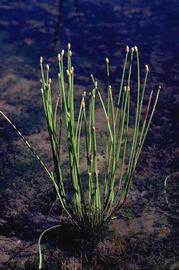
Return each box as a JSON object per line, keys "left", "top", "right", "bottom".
{"left": 0, "top": 44, "right": 160, "bottom": 267}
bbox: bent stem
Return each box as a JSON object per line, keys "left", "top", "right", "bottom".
{"left": 38, "top": 224, "right": 62, "bottom": 270}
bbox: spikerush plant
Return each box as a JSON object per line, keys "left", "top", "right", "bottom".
{"left": 0, "top": 44, "right": 160, "bottom": 268}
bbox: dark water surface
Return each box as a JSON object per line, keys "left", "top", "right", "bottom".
{"left": 0, "top": 0, "right": 179, "bottom": 269}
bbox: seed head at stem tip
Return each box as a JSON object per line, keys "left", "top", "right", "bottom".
{"left": 91, "top": 74, "right": 95, "bottom": 83}
{"left": 71, "top": 67, "right": 74, "bottom": 74}
{"left": 105, "top": 58, "right": 109, "bottom": 64}
{"left": 145, "top": 64, "right": 149, "bottom": 72}
{"left": 126, "top": 46, "right": 129, "bottom": 53}
{"left": 134, "top": 46, "right": 138, "bottom": 52}
{"left": 40, "top": 56, "right": 43, "bottom": 64}
{"left": 66, "top": 69, "right": 70, "bottom": 76}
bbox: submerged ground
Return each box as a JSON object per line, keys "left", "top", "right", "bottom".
{"left": 0, "top": 0, "right": 179, "bottom": 269}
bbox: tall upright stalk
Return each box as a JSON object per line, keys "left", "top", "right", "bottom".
{"left": 0, "top": 45, "right": 160, "bottom": 231}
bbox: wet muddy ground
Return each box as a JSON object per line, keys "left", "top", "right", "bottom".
{"left": 0, "top": 0, "right": 179, "bottom": 269}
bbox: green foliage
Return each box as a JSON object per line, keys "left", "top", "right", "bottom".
{"left": 0, "top": 44, "right": 160, "bottom": 231}
{"left": 39, "top": 44, "right": 160, "bottom": 230}
{"left": 0, "top": 44, "right": 160, "bottom": 269}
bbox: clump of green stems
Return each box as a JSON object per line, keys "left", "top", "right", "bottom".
{"left": 0, "top": 44, "right": 160, "bottom": 231}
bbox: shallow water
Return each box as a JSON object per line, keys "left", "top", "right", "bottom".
{"left": 0, "top": 0, "right": 179, "bottom": 269}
